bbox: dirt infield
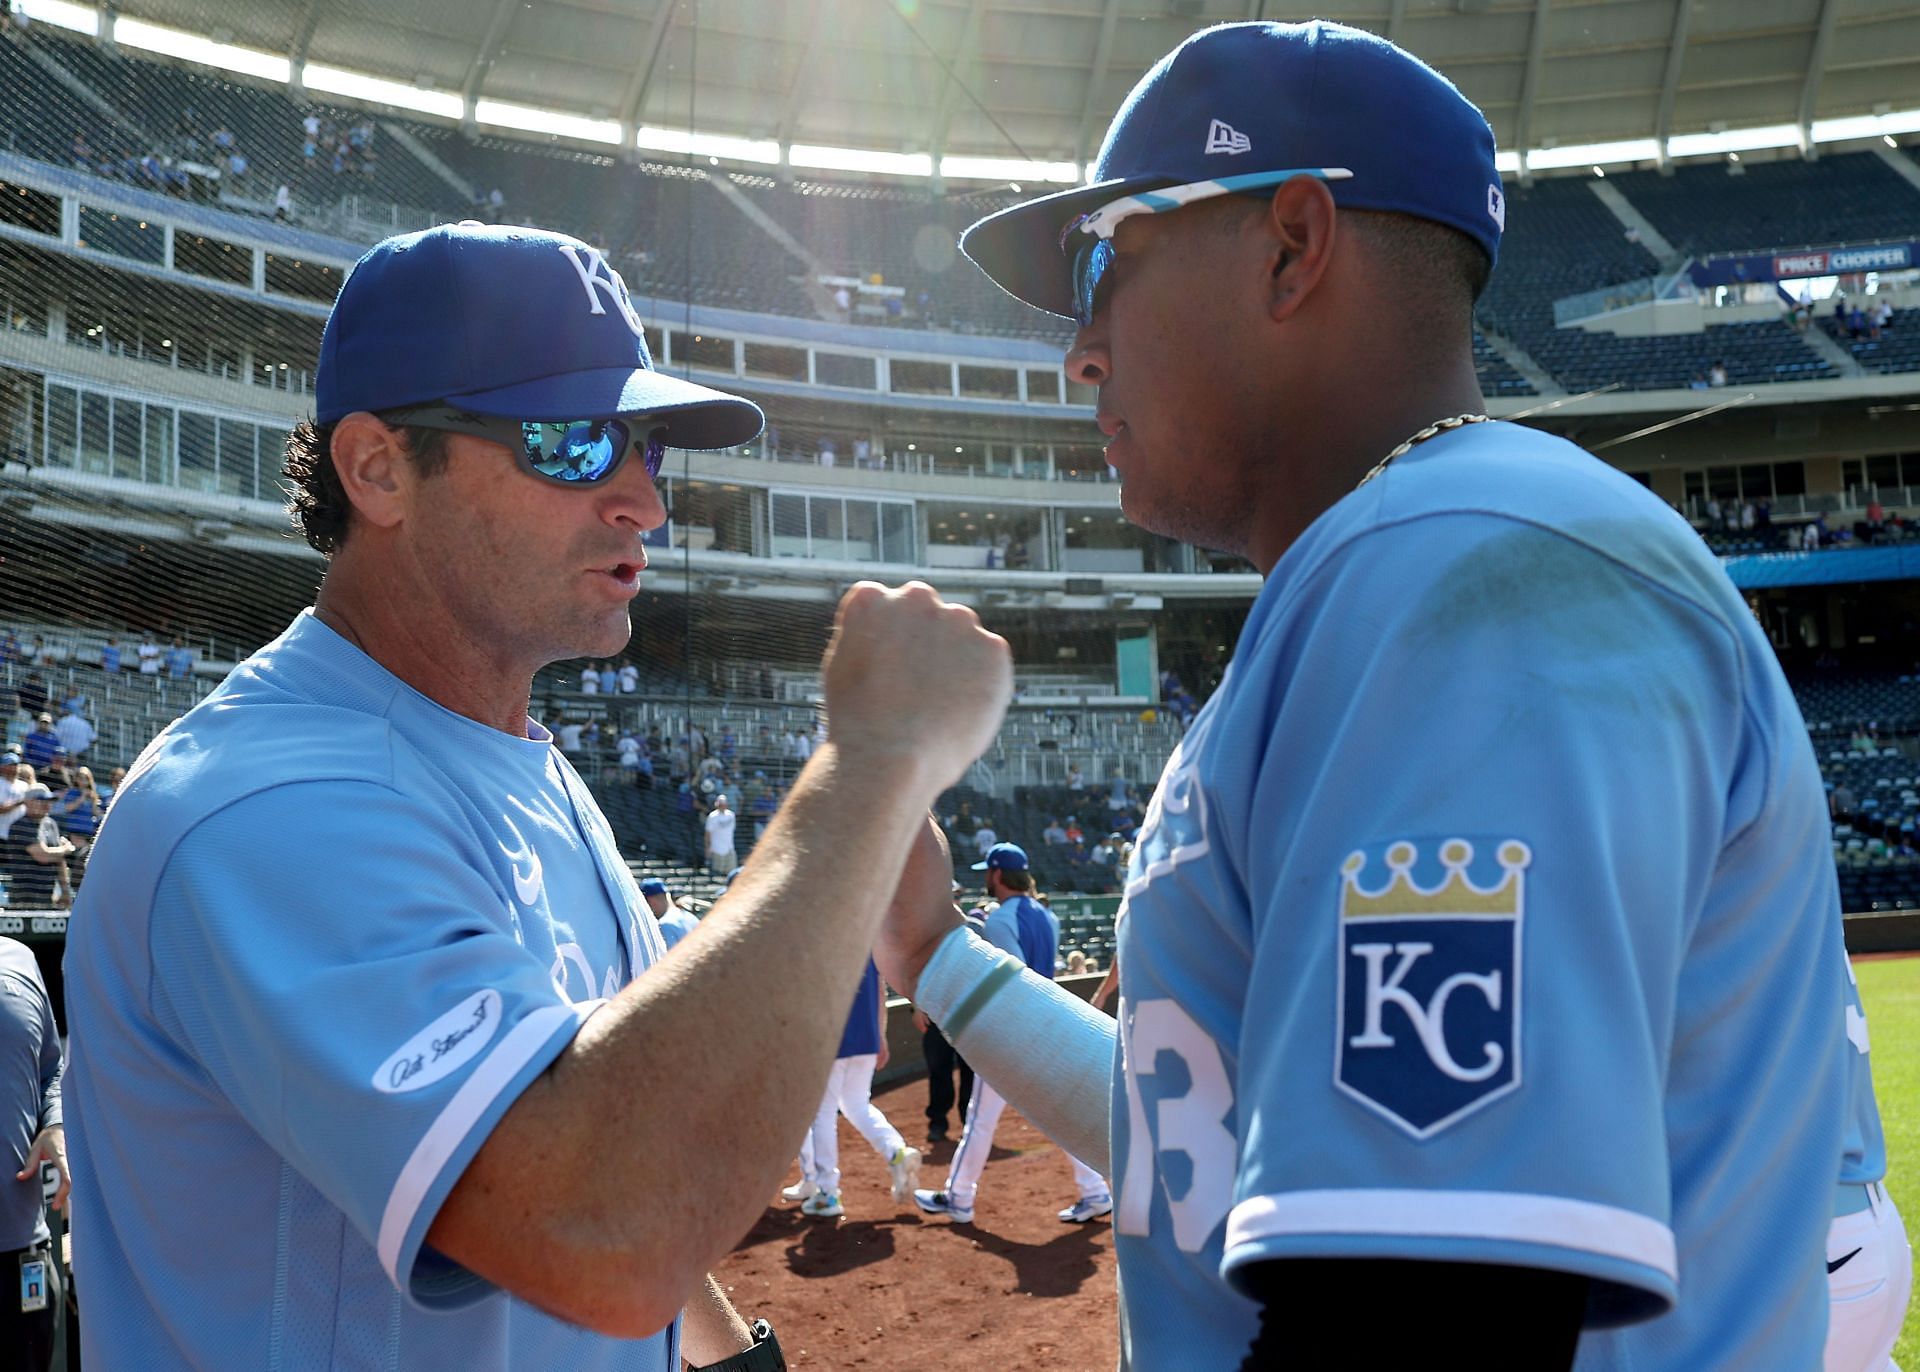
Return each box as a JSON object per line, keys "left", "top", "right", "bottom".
{"left": 714, "top": 1076, "right": 1120, "bottom": 1369}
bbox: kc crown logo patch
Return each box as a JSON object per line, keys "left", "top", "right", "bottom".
{"left": 1334, "top": 838, "right": 1528, "bottom": 1139}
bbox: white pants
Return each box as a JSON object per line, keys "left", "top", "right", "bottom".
{"left": 797, "top": 1054, "right": 905, "bottom": 1195}
{"left": 944, "top": 1077, "right": 1107, "bottom": 1209}
{"left": 1826, "top": 1182, "right": 1912, "bottom": 1372}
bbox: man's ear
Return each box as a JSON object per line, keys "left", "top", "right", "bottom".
{"left": 328, "top": 412, "right": 411, "bottom": 532}
{"left": 1262, "top": 175, "right": 1339, "bottom": 324}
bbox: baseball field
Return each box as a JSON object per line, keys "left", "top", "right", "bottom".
{"left": 1860, "top": 954, "right": 1919, "bottom": 1367}
{"left": 720, "top": 956, "right": 1920, "bottom": 1369}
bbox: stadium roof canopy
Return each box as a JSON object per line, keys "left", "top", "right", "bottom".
{"left": 76, "top": 0, "right": 1920, "bottom": 180}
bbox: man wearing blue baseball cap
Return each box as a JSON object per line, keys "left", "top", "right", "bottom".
{"left": 64, "top": 221, "right": 1017, "bottom": 1370}
{"left": 880, "top": 20, "right": 1856, "bottom": 1371}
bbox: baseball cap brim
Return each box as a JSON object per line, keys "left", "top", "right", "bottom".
{"left": 446, "top": 366, "right": 764, "bottom": 451}
{"left": 960, "top": 173, "right": 1180, "bottom": 320}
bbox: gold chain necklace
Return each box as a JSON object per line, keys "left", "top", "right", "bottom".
{"left": 1354, "top": 413, "right": 1492, "bottom": 490}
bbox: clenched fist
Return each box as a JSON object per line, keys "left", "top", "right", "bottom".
{"left": 821, "top": 582, "right": 1012, "bottom": 800}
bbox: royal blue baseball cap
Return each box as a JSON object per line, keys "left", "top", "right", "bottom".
{"left": 316, "top": 222, "right": 763, "bottom": 449}
{"left": 639, "top": 877, "right": 669, "bottom": 897}
{"left": 972, "top": 842, "right": 1031, "bottom": 872}
{"left": 961, "top": 20, "right": 1504, "bottom": 319}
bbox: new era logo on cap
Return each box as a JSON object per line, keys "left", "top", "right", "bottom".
{"left": 1205, "top": 118, "right": 1251, "bottom": 155}
{"left": 1487, "top": 182, "right": 1506, "bottom": 231}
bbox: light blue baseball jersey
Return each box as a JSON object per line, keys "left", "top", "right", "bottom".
{"left": 982, "top": 893, "right": 1060, "bottom": 974}
{"left": 1110, "top": 421, "right": 1848, "bottom": 1370}
{"left": 64, "top": 610, "right": 675, "bottom": 1370}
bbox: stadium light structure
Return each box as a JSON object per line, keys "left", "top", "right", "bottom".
{"left": 15, "top": 0, "right": 96, "bottom": 34}
{"left": 111, "top": 15, "right": 291, "bottom": 83}
{"left": 789, "top": 144, "right": 934, "bottom": 177}
{"left": 299, "top": 64, "right": 463, "bottom": 121}
{"left": 475, "top": 100, "right": 621, "bottom": 146}
{"left": 939, "top": 155, "right": 1080, "bottom": 185}
{"left": 635, "top": 127, "right": 780, "bottom": 165}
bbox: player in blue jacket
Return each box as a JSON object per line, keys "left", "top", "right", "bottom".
{"left": 914, "top": 844, "right": 1109, "bottom": 1226}
{"left": 879, "top": 20, "right": 1858, "bottom": 1370}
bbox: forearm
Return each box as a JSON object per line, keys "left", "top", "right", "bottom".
{"left": 915, "top": 927, "right": 1115, "bottom": 1173}
{"left": 433, "top": 742, "right": 943, "bottom": 1332}
{"left": 679, "top": 1273, "right": 755, "bottom": 1367}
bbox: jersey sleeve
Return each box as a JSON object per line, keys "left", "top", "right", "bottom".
{"left": 981, "top": 909, "right": 1023, "bottom": 958}
{"left": 1218, "top": 514, "right": 1752, "bottom": 1323}
{"left": 146, "top": 780, "right": 596, "bottom": 1310}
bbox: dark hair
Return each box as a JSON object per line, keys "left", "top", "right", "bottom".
{"left": 997, "top": 868, "right": 1036, "bottom": 894}
{"left": 1213, "top": 197, "right": 1490, "bottom": 325}
{"left": 1340, "top": 208, "right": 1491, "bottom": 320}
{"left": 283, "top": 417, "right": 451, "bottom": 555}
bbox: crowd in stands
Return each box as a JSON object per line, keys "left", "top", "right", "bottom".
{"left": 0, "top": 624, "right": 206, "bottom": 907}
{"left": 1695, "top": 497, "right": 1918, "bottom": 555}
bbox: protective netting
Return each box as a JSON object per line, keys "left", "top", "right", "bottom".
{"left": 0, "top": 6, "right": 1236, "bottom": 940}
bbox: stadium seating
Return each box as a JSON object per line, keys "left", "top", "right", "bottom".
{"left": 1821, "top": 306, "right": 1920, "bottom": 375}
{"left": 1608, "top": 152, "right": 1920, "bottom": 259}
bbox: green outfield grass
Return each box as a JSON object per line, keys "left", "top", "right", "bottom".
{"left": 1858, "top": 955, "right": 1919, "bottom": 1367}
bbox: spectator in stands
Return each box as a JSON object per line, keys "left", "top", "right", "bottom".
{"left": 1848, "top": 305, "right": 1869, "bottom": 340}
{"left": 165, "top": 636, "right": 194, "bottom": 679}
{"left": 0, "top": 785, "right": 72, "bottom": 908}
{"left": 53, "top": 703, "right": 92, "bottom": 763}
{"left": 557, "top": 717, "right": 584, "bottom": 754}
{"left": 1043, "top": 816, "right": 1068, "bottom": 846}
{"left": 15, "top": 673, "right": 45, "bottom": 718}
{"left": 29, "top": 637, "right": 51, "bottom": 668}
{"left": 703, "top": 794, "right": 737, "bottom": 873}
{"left": 98, "top": 637, "right": 121, "bottom": 674}
{"left": 98, "top": 765, "right": 125, "bottom": 808}
{"left": 618, "top": 662, "right": 639, "bottom": 693}
{"left": 1066, "top": 762, "right": 1085, "bottom": 791}
{"left": 137, "top": 634, "right": 162, "bottom": 676}
{"left": 0, "top": 631, "right": 16, "bottom": 665}
{"left": 973, "top": 819, "right": 998, "bottom": 859}
{"left": 57, "top": 766, "right": 103, "bottom": 857}
{"left": 580, "top": 664, "right": 601, "bottom": 695}
{"left": 274, "top": 184, "right": 292, "bottom": 222}
{"left": 717, "top": 725, "right": 737, "bottom": 763}
{"left": 1064, "top": 815, "right": 1084, "bottom": 845}
{"left": 20, "top": 716, "right": 58, "bottom": 773}
{"left": 833, "top": 285, "right": 852, "bottom": 316}
{"left": 1872, "top": 299, "right": 1894, "bottom": 335}
{"left": 1832, "top": 783, "right": 1858, "bottom": 818}
{"left": 1708, "top": 360, "right": 1728, "bottom": 388}
{"left": 0, "top": 752, "right": 24, "bottom": 843}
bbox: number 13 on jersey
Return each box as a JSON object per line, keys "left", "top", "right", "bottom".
{"left": 1116, "top": 997, "right": 1238, "bottom": 1252}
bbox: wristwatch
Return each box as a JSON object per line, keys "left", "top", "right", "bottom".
{"left": 692, "top": 1318, "right": 785, "bottom": 1372}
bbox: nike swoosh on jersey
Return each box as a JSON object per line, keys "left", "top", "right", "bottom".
{"left": 1828, "top": 1247, "right": 1863, "bottom": 1274}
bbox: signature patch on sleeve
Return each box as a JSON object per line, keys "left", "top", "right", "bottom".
{"left": 1334, "top": 838, "right": 1529, "bottom": 1139}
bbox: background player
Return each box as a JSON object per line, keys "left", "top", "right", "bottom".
{"left": 878, "top": 20, "right": 1854, "bottom": 1369}
{"left": 913, "top": 843, "right": 1109, "bottom": 1227}
{"left": 782, "top": 956, "right": 921, "bottom": 1219}
{"left": 641, "top": 876, "right": 700, "bottom": 949}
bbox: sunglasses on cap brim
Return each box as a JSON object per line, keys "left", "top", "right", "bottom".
{"left": 384, "top": 405, "right": 669, "bottom": 485}
{"left": 1058, "top": 166, "right": 1353, "bottom": 328}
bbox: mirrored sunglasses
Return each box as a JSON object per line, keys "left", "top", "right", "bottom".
{"left": 1059, "top": 166, "right": 1353, "bottom": 327}
{"left": 385, "top": 405, "right": 668, "bottom": 485}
